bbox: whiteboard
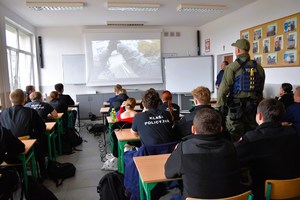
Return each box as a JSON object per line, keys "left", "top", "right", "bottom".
{"left": 164, "top": 56, "right": 214, "bottom": 93}
{"left": 62, "top": 54, "right": 86, "bottom": 84}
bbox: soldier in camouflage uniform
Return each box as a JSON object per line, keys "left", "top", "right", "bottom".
{"left": 216, "top": 39, "right": 265, "bottom": 141}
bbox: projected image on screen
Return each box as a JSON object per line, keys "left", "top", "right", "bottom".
{"left": 87, "top": 39, "right": 162, "bottom": 86}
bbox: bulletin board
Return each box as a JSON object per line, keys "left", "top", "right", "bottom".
{"left": 240, "top": 12, "right": 300, "bottom": 68}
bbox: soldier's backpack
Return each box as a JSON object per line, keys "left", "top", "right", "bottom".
{"left": 233, "top": 58, "right": 261, "bottom": 94}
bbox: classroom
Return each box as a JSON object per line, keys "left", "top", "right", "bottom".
{"left": 0, "top": 0, "right": 300, "bottom": 199}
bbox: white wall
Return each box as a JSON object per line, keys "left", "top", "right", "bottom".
{"left": 37, "top": 26, "right": 199, "bottom": 99}
{"left": 200, "top": 0, "right": 300, "bottom": 98}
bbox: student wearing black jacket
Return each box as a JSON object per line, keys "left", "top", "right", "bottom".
{"left": 0, "top": 89, "right": 47, "bottom": 179}
{"left": 173, "top": 86, "right": 213, "bottom": 139}
{"left": 235, "top": 98, "right": 300, "bottom": 200}
{"left": 165, "top": 109, "right": 241, "bottom": 200}
{"left": 0, "top": 126, "right": 25, "bottom": 200}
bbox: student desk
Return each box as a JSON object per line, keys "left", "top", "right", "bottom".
{"left": 134, "top": 154, "right": 180, "bottom": 200}
{"left": 107, "top": 116, "right": 118, "bottom": 154}
{"left": 45, "top": 122, "right": 57, "bottom": 161}
{"left": 100, "top": 107, "right": 110, "bottom": 126}
{"left": 47, "top": 113, "right": 64, "bottom": 155}
{"left": 1, "top": 139, "right": 38, "bottom": 192}
{"left": 115, "top": 128, "right": 140, "bottom": 174}
{"left": 67, "top": 107, "right": 74, "bottom": 128}
{"left": 100, "top": 105, "right": 142, "bottom": 126}
{"left": 68, "top": 102, "right": 80, "bottom": 127}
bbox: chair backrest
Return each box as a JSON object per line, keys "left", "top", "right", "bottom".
{"left": 186, "top": 190, "right": 253, "bottom": 200}
{"left": 265, "top": 177, "right": 300, "bottom": 200}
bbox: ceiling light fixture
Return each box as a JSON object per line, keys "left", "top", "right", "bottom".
{"left": 177, "top": 4, "right": 225, "bottom": 13}
{"left": 26, "top": 2, "right": 85, "bottom": 11}
{"left": 107, "top": 2, "right": 160, "bottom": 12}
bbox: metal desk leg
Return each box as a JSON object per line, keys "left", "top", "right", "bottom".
{"left": 139, "top": 176, "right": 157, "bottom": 200}
{"left": 118, "top": 141, "right": 127, "bottom": 174}
{"left": 55, "top": 119, "right": 63, "bottom": 155}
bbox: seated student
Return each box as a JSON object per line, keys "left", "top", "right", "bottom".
{"left": 55, "top": 83, "right": 77, "bottom": 126}
{"left": 165, "top": 108, "right": 242, "bottom": 199}
{"left": 125, "top": 89, "right": 177, "bottom": 199}
{"left": 25, "top": 91, "right": 58, "bottom": 120}
{"left": 107, "top": 84, "right": 122, "bottom": 105}
{"left": 24, "top": 85, "right": 35, "bottom": 104}
{"left": 275, "top": 82, "right": 294, "bottom": 109}
{"left": 131, "top": 88, "right": 176, "bottom": 145}
{"left": 282, "top": 86, "right": 300, "bottom": 136}
{"left": 157, "top": 90, "right": 180, "bottom": 121}
{"left": 0, "top": 89, "right": 47, "bottom": 179}
{"left": 173, "top": 86, "right": 213, "bottom": 139}
{"left": 110, "top": 98, "right": 139, "bottom": 157}
{"left": 117, "top": 97, "right": 138, "bottom": 123}
{"left": 110, "top": 88, "right": 129, "bottom": 112}
{"left": 235, "top": 98, "right": 300, "bottom": 200}
{"left": 0, "top": 126, "right": 25, "bottom": 200}
{"left": 49, "top": 91, "right": 68, "bottom": 134}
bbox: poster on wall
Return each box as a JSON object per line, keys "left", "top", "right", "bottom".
{"left": 205, "top": 39, "right": 210, "bottom": 52}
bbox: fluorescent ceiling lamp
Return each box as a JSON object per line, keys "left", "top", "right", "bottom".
{"left": 26, "top": 2, "right": 84, "bottom": 11}
{"left": 107, "top": 2, "right": 160, "bottom": 12}
{"left": 177, "top": 4, "right": 225, "bottom": 13}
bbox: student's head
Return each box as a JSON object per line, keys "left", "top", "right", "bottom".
{"left": 49, "top": 91, "right": 59, "bottom": 101}
{"left": 119, "top": 88, "right": 127, "bottom": 95}
{"left": 192, "top": 108, "right": 222, "bottom": 135}
{"left": 161, "top": 90, "right": 172, "bottom": 102}
{"left": 256, "top": 98, "right": 285, "bottom": 124}
{"left": 142, "top": 88, "right": 161, "bottom": 109}
{"left": 25, "top": 85, "right": 35, "bottom": 94}
{"left": 114, "top": 84, "right": 122, "bottom": 94}
{"left": 294, "top": 86, "right": 300, "bottom": 103}
{"left": 125, "top": 98, "right": 136, "bottom": 110}
{"left": 231, "top": 39, "right": 250, "bottom": 55}
{"left": 55, "top": 83, "right": 64, "bottom": 93}
{"left": 10, "top": 89, "right": 26, "bottom": 106}
{"left": 29, "top": 91, "right": 42, "bottom": 102}
{"left": 281, "top": 83, "right": 293, "bottom": 94}
{"left": 191, "top": 86, "right": 211, "bottom": 105}
{"left": 221, "top": 61, "right": 229, "bottom": 70}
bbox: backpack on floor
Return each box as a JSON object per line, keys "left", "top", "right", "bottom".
{"left": 47, "top": 160, "right": 76, "bottom": 187}
{"left": 97, "top": 171, "right": 129, "bottom": 200}
{"left": 25, "top": 176, "right": 58, "bottom": 200}
{"left": 67, "top": 127, "right": 83, "bottom": 148}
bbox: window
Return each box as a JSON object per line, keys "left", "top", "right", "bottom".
{"left": 5, "top": 22, "right": 35, "bottom": 90}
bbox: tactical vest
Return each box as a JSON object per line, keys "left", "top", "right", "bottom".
{"left": 232, "top": 58, "right": 261, "bottom": 94}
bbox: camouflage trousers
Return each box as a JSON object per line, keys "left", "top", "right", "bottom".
{"left": 225, "top": 98, "right": 258, "bottom": 142}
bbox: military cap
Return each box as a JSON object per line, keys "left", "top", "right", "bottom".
{"left": 231, "top": 39, "right": 250, "bottom": 51}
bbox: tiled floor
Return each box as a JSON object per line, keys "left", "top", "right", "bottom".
{"left": 42, "top": 120, "right": 110, "bottom": 200}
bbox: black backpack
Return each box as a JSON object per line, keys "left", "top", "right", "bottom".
{"left": 47, "top": 160, "right": 76, "bottom": 187}
{"left": 97, "top": 171, "right": 129, "bottom": 200}
{"left": 67, "top": 127, "right": 83, "bottom": 148}
{"left": 25, "top": 176, "right": 58, "bottom": 200}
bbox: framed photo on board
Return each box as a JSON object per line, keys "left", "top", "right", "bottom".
{"left": 240, "top": 12, "right": 300, "bottom": 68}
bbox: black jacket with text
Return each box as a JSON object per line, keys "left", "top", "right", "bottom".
{"left": 165, "top": 133, "right": 241, "bottom": 200}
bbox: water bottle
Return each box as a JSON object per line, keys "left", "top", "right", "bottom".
{"left": 110, "top": 108, "right": 116, "bottom": 122}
